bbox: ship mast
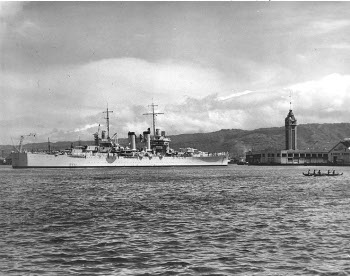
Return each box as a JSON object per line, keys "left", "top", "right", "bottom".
{"left": 48, "top": 137, "right": 51, "bottom": 153}
{"left": 143, "top": 102, "right": 164, "bottom": 138}
{"left": 103, "top": 105, "right": 113, "bottom": 139}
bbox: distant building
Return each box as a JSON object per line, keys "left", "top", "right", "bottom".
{"left": 0, "top": 156, "right": 11, "bottom": 165}
{"left": 328, "top": 139, "right": 350, "bottom": 165}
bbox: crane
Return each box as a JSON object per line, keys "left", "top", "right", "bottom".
{"left": 18, "top": 133, "right": 36, "bottom": 153}
{"left": 111, "top": 132, "right": 118, "bottom": 145}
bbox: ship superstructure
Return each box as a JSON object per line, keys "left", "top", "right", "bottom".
{"left": 11, "top": 104, "right": 228, "bottom": 168}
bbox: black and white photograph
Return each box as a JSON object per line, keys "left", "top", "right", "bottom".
{"left": 1, "top": 1, "right": 350, "bottom": 275}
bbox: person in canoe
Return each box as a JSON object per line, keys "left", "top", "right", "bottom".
{"left": 303, "top": 170, "right": 312, "bottom": 176}
{"left": 318, "top": 170, "right": 321, "bottom": 175}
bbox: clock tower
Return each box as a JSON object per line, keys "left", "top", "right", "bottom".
{"left": 285, "top": 109, "right": 297, "bottom": 150}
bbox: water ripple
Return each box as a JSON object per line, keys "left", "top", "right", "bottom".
{"left": 1, "top": 166, "right": 350, "bottom": 275}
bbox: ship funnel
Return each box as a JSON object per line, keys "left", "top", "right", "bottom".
{"left": 143, "top": 129, "right": 151, "bottom": 151}
{"left": 93, "top": 133, "right": 99, "bottom": 146}
{"left": 128, "top": 131, "right": 136, "bottom": 151}
{"left": 101, "top": 130, "right": 106, "bottom": 140}
{"left": 156, "top": 128, "right": 161, "bottom": 138}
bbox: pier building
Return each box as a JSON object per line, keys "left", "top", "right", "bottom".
{"left": 245, "top": 108, "right": 329, "bottom": 165}
{"left": 246, "top": 149, "right": 329, "bottom": 165}
{"left": 328, "top": 139, "right": 350, "bottom": 165}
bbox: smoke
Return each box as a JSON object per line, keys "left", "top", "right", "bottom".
{"left": 74, "top": 123, "right": 100, "bottom": 133}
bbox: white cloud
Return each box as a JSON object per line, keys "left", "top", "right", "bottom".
{"left": 159, "top": 73, "right": 350, "bottom": 134}
{"left": 288, "top": 73, "right": 350, "bottom": 123}
{"left": 309, "top": 19, "right": 350, "bottom": 35}
{"left": 0, "top": 2, "right": 23, "bottom": 19}
{"left": 0, "top": 58, "right": 232, "bottom": 143}
{"left": 15, "top": 20, "right": 41, "bottom": 38}
{"left": 0, "top": 2, "right": 25, "bottom": 36}
{"left": 1, "top": 52, "right": 350, "bottom": 145}
{"left": 329, "top": 43, "right": 350, "bottom": 50}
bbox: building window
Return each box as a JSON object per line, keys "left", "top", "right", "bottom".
{"left": 294, "top": 153, "right": 299, "bottom": 158}
{"left": 312, "top": 154, "right": 317, "bottom": 157}
{"left": 277, "top": 153, "right": 280, "bottom": 157}
{"left": 318, "top": 153, "right": 323, "bottom": 157}
{"left": 300, "top": 153, "right": 305, "bottom": 157}
{"left": 306, "top": 153, "right": 311, "bottom": 157}
{"left": 282, "top": 153, "right": 287, "bottom": 157}
{"left": 288, "top": 153, "right": 293, "bottom": 157}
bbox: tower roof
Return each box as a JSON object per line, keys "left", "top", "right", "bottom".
{"left": 285, "top": 109, "right": 297, "bottom": 123}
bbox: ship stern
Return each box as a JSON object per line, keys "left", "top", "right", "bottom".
{"left": 11, "top": 152, "right": 28, "bottom": 168}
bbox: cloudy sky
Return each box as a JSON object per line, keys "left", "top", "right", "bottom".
{"left": 1, "top": 1, "right": 350, "bottom": 144}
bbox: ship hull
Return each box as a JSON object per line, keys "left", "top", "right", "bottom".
{"left": 12, "top": 152, "right": 228, "bottom": 168}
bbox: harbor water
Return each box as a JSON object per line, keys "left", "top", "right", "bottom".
{"left": 1, "top": 165, "right": 350, "bottom": 275}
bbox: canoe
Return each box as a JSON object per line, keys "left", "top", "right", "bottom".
{"left": 303, "top": 172, "right": 343, "bottom": 177}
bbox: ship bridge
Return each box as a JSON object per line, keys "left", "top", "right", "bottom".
{"left": 150, "top": 129, "right": 171, "bottom": 154}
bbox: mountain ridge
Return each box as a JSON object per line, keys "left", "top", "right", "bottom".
{"left": 1, "top": 123, "right": 350, "bottom": 158}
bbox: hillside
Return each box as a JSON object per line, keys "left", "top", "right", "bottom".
{"left": 169, "top": 123, "right": 350, "bottom": 157}
{"left": 1, "top": 123, "right": 350, "bottom": 159}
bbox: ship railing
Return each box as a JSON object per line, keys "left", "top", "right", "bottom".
{"left": 170, "top": 151, "right": 228, "bottom": 158}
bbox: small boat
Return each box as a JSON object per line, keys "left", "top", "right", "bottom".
{"left": 303, "top": 172, "right": 314, "bottom": 176}
{"left": 324, "top": 172, "right": 343, "bottom": 177}
{"left": 303, "top": 172, "right": 343, "bottom": 177}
